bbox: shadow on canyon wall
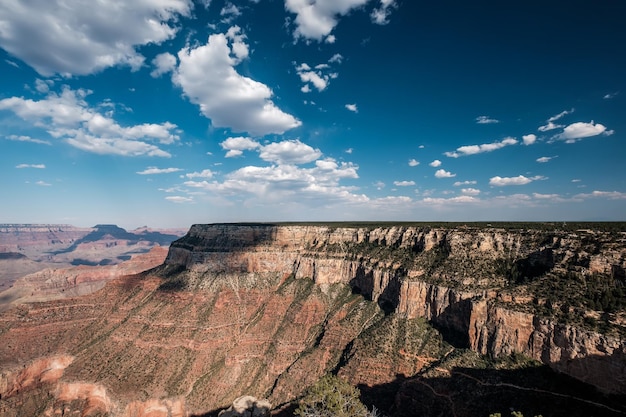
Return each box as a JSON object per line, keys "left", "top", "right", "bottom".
{"left": 355, "top": 355, "right": 626, "bottom": 417}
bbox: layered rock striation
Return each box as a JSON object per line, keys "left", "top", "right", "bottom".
{"left": 165, "top": 223, "right": 626, "bottom": 394}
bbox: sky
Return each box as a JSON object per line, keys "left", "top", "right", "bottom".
{"left": 0, "top": 0, "right": 625, "bottom": 229}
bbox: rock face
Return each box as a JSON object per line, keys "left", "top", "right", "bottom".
{"left": 165, "top": 224, "right": 626, "bottom": 394}
{"left": 0, "top": 223, "right": 624, "bottom": 416}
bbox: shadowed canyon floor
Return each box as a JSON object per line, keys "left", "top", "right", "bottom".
{"left": 0, "top": 223, "right": 625, "bottom": 416}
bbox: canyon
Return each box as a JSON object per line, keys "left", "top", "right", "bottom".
{"left": 0, "top": 223, "right": 625, "bottom": 416}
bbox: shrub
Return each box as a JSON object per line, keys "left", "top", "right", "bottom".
{"left": 295, "top": 375, "right": 377, "bottom": 417}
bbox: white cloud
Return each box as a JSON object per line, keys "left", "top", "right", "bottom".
{"left": 489, "top": 175, "right": 545, "bottom": 187}
{"left": 603, "top": 92, "right": 618, "bottom": 99}
{"left": 0, "top": 87, "right": 178, "bottom": 157}
{"left": 548, "top": 108, "right": 574, "bottom": 122}
{"left": 328, "top": 53, "right": 343, "bottom": 64}
{"left": 422, "top": 195, "right": 478, "bottom": 205}
{"left": 373, "top": 181, "right": 385, "bottom": 190}
{"left": 6, "top": 135, "right": 51, "bottom": 145}
{"left": 137, "top": 167, "right": 183, "bottom": 175}
{"left": 445, "top": 137, "right": 517, "bottom": 158}
{"left": 345, "top": 148, "right": 353, "bottom": 154}
{"left": 36, "top": 180, "right": 51, "bottom": 186}
{"left": 538, "top": 121, "right": 563, "bottom": 132}
{"left": 461, "top": 188, "right": 480, "bottom": 196}
{"left": 522, "top": 134, "right": 537, "bottom": 145}
{"left": 536, "top": 156, "right": 556, "bottom": 163}
{"left": 0, "top": 0, "right": 192, "bottom": 76}
{"left": 394, "top": 180, "right": 415, "bottom": 186}
{"left": 173, "top": 28, "right": 301, "bottom": 136}
{"left": 151, "top": 53, "right": 177, "bottom": 78}
{"left": 16, "top": 164, "right": 46, "bottom": 169}
{"left": 166, "top": 196, "right": 194, "bottom": 203}
{"left": 285, "top": 0, "right": 371, "bottom": 42}
{"left": 429, "top": 159, "right": 442, "bottom": 167}
{"left": 453, "top": 180, "right": 477, "bottom": 186}
{"left": 553, "top": 121, "right": 610, "bottom": 143}
{"left": 5, "top": 59, "right": 19, "bottom": 68}
{"left": 185, "top": 169, "right": 214, "bottom": 179}
{"left": 259, "top": 139, "right": 322, "bottom": 165}
{"left": 345, "top": 103, "right": 358, "bottom": 112}
{"left": 220, "top": 136, "right": 261, "bottom": 157}
{"left": 434, "top": 169, "right": 456, "bottom": 178}
{"left": 408, "top": 159, "right": 419, "bottom": 167}
{"left": 220, "top": 2, "right": 241, "bottom": 22}
{"left": 371, "top": 0, "right": 397, "bottom": 25}
{"left": 475, "top": 115, "right": 499, "bottom": 124}
{"left": 576, "top": 191, "right": 626, "bottom": 200}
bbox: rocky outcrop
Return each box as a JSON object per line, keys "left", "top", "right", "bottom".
{"left": 165, "top": 224, "right": 626, "bottom": 393}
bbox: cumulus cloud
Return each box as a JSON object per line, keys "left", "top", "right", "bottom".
{"left": 394, "top": 180, "right": 415, "bottom": 186}
{"left": 475, "top": 115, "right": 499, "bottom": 124}
{"left": 0, "top": 0, "right": 192, "bottom": 76}
{"left": 522, "top": 134, "right": 537, "bottom": 145}
{"left": 371, "top": 0, "right": 397, "bottom": 24}
{"left": 6, "top": 135, "right": 51, "bottom": 145}
{"left": 429, "top": 160, "right": 442, "bottom": 167}
{"left": 538, "top": 121, "right": 563, "bottom": 132}
{"left": 16, "top": 164, "right": 45, "bottom": 169}
{"left": 259, "top": 139, "right": 322, "bottom": 165}
{"left": 151, "top": 53, "right": 177, "bottom": 78}
{"left": 408, "top": 159, "right": 419, "bottom": 167}
{"left": 461, "top": 188, "right": 480, "bottom": 196}
{"left": 553, "top": 121, "right": 611, "bottom": 143}
{"left": 445, "top": 137, "right": 517, "bottom": 158}
{"left": 220, "top": 136, "right": 261, "bottom": 157}
{"left": 453, "top": 180, "right": 476, "bottom": 186}
{"left": 345, "top": 103, "right": 358, "bottom": 112}
{"left": 285, "top": 0, "right": 371, "bottom": 42}
{"left": 435, "top": 169, "right": 456, "bottom": 178}
{"left": 489, "top": 175, "right": 545, "bottom": 186}
{"left": 296, "top": 60, "right": 339, "bottom": 92}
{"left": 575, "top": 190, "right": 626, "bottom": 200}
{"left": 536, "top": 156, "right": 556, "bottom": 163}
{"left": 422, "top": 195, "right": 478, "bottom": 204}
{"left": 137, "top": 167, "right": 183, "bottom": 175}
{"left": 538, "top": 109, "right": 574, "bottom": 131}
{"left": 173, "top": 27, "right": 301, "bottom": 136}
{"left": 185, "top": 169, "right": 214, "bottom": 179}
{"left": 0, "top": 87, "right": 178, "bottom": 157}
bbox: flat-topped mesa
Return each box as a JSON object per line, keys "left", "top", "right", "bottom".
{"left": 163, "top": 223, "right": 626, "bottom": 394}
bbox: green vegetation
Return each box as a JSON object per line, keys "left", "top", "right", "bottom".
{"left": 295, "top": 374, "right": 377, "bottom": 417}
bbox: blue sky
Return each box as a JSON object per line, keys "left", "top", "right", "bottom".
{"left": 0, "top": 0, "right": 624, "bottom": 228}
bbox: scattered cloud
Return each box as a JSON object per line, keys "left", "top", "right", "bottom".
{"left": 6, "top": 135, "right": 51, "bottom": 145}
{"left": 548, "top": 109, "right": 574, "bottom": 122}
{"left": 522, "top": 134, "right": 537, "bottom": 145}
{"left": 475, "top": 115, "right": 499, "bottom": 124}
{"left": 220, "top": 2, "right": 241, "bottom": 23}
{"left": 373, "top": 181, "right": 385, "bottom": 190}
{"left": 259, "top": 139, "right": 322, "bottom": 165}
{"left": 296, "top": 61, "right": 339, "bottom": 92}
{"left": 536, "top": 156, "right": 556, "bottom": 163}
{"left": 173, "top": 27, "right": 301, "bottom": 136}
{"left": 434, "top": 169, "right": 456, "bottom": 178}
{"left": 394, "top": 180, "right": 415, "bottom": 186}
{"left": 603, "top": 92, "right": 618, "bottom": 99}
{"left": 285, "top": 0, "right": 371, "bottom": 42}
{"left": 0, "top": 0, "right": 193, "bottom": 76}
{"left": 137, "top": 167, "right": 183, "bottom": 175}
{"left": 16, "top": 164, "right": 46, "bottom": 169}
{"left": 185, "top": 170, "right": 214, "bottom": 179}
{"left": 575, "top": 190, "right": 626, "bottom": 200}
{"left": 220, "top": 136, "right": 261, "bottom": 157}
{"left": 328, "top": 53, "right": 343, "bottom": 64}
{"left": 453, "top": 180, "right": 477, "bottom": 186}
{"left": 371, "top": 0, "right": 397, "bottom": 25}
{"left": 422, "top": 195, "right": 478, "bottom": 204}
{"left": 553, "top": 121, "right": 611, "bottom": 143}
{"left": 0, "top": 87, "right": 178, "bottom": 157}
{"left": 5, "top": 59, "right": 19, "bottom": 68}
{"left": 345, "top": 148, "right": 353, "bottom": 154}
{"left": 36, "top": 180, "right": 51, "bottom": 186}
{"left": 429, "top": 160, "right": 442, "bottom": 167}
{"left": 538, "top": 121, "right": 563, "bottom": 132}
{"left": 166, "top": 196, "right": 194, "bottom": 203}
{"left": 489, "top": 175, "right": 545, "bottom": 186}
{"left": 461, "top": 188, "right": 480, "bottom": 196}
{"left": 151, "top": 53, "right": 177, "bottom": 78}
{"left": 408, "top": 159, "right": 419, "bottom": 167}
{"left": 445, "top": 137, "right": 517, "bottom": 158}
{"left": 345, "top": 103, "right": 358, "bottom": 113}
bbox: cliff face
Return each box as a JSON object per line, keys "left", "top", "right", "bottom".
{"left": 165, "top": 224, "right": 626, "bottom": 394}
{"left": 0, "top": 223, "right": 624, "bottom": 417}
